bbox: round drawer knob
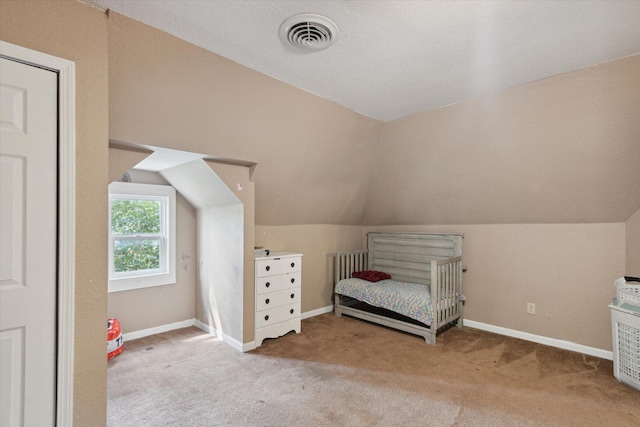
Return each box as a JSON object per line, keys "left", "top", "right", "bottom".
{"left": 290, "top": 293, "right": 295, "bottom": 299}
{"left": 290, "top": 309, "right": 294, "bottom": 314}
{"left": 265, "top": 265, "right": 270, "bottom": 271}
{"left": 291, "top": 262, "right": 295, "bottom": 268}
{"left": 265, "top": 282, "right": 270, "bottom": 288}
{"left": 265, "top": 315, "right": 269, "bottom": 321}
{"left": 290, "top": 278, "right": 295, "bottom": 284}
{"left": 265, "top": 298, "right": 270, "bottom": 304}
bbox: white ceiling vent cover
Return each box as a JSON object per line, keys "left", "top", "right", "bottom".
{"left": 279, "top": 13, "right": 339, "bottom": 51}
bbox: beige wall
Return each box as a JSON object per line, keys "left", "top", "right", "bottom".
{"left": 106, "top": 169, "right": 197, "bottom": 334}
{"left": 0, "top": 0, "right": 109, "bottom": 425}
{"left": 365, "top": 55, "right": 640, "bottom": 226}
{"left": 197, "top": 204, "right": 245, "bottom": 341}
{"left": 107, "top": 11, "right": 383, "bottom": 227}
{"left": 627, "top": 208, "right": 640, "bottom": 276}
{"left": 108, "top": 145, "right": 151, "bottom": 183}
{"left": 208, "top": 162, "right": 256, "bottom": 342}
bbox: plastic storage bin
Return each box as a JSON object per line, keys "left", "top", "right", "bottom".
{"left": 610, "top": 301, "right": 640, "bottom": 391}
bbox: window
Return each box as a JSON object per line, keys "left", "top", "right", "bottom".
{"left": 108, "top": 182, "right": 176, "bottom": 292}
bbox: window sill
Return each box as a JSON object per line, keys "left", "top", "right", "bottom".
{"left": 108, "top": 271, "right": 176, "bottom": 293}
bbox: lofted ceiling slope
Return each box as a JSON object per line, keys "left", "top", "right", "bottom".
{"left": 364, "top": 54, "right": 640, "bottom": 225}
{"left": 101, "top": 3, "right": 639, "bottom": 226}
{"left": 82, "top": 0, "right": 640, "bottom": 122}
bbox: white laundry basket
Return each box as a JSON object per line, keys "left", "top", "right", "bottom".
{"left": 615, "top": 277, "right": 640, "bottom": 306}
{"left": 610, "top": 302, "right": 640, "bottom": 391}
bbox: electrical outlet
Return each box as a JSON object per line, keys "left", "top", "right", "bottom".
{"left": 526, "top": 302, "right": 536, "bottom": 315}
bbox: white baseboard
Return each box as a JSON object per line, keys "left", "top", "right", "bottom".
{"left": 223, "top": 333, "right": 249, "bottom": 352}
{"left": 192, "top": 319, "right": 253, "bottom": 352}
{"left": 463, "top": 319, "right": 613, "bottom": 360}
{"left": 122, "top": 319, "right": 196, "bottom": 342}
{"left": 122, "top": 319, "right": 248, "bottom": 352}
{"left": 120, "top": 312, "right": 611, "bottom": 361}
{"left": 193, "top": 319, "right": 216, "bottom": 336}
{"left": 122, "top": 312, "right": 328, "bottom": 354}
{"left": 302, "top": 305, "right": 333, "bottom": 319}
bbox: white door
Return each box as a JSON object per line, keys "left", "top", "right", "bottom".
{"left": 0, "top": 57, "right": 58, "bottom": 426}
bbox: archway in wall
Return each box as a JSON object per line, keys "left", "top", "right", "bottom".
{"left": 161, "top": 159, "right": 245, "bottom": 346}
{"left": 108, "top": 143, "right": 254, "bottom": 350}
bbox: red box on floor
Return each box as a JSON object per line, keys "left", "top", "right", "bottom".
{"left": 107, "top": 318, "right": 123, "bottom": 360}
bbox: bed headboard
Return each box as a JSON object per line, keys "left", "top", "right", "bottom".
{"left": 367, "top": 233, "right": 462, "bottom": 285}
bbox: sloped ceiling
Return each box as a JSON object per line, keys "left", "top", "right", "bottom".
{"left": 107, "top": 11, "right": 381, "bottom": 226}
{"left": 364, "top": 55, "right": 640, "bottom": 225}
{"left": 104, "top": 6, "right": 639, "bottom": 226}
{"left": 82, "top": 0, "right": 640, "bottom": 122}
{"left": 160, "top": 160, "right": 240, "bottom": 210}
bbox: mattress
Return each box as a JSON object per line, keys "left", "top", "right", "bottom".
{"left": 335, "top": 278, "right": 433, "bottom": 326}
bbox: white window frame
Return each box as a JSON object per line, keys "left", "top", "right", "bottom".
{"left": 108, "top": 182, "right": 176, "bottom": 293}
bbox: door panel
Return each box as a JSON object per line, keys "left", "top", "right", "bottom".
{"left": 0, "top": 57, "right": 57, "bottom": 427}
{"left": 0, "top": 155, "right": 24, "bottom": 289}
{"left": 0, "top": 328, "right": 24, "bottom": 426}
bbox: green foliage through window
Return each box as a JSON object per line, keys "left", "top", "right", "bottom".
{"left": 113, "top": 240, "right": 160, "bottom": 272}
{"left": 111, "top": 200, "right": 161, "bottom": 234}
{"left": 111, "top": 199, "right": 163, "bottom": 272}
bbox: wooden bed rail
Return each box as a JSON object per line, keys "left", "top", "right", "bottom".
{"left": 431, "top": 256, "right": 463, "bottom": 329}
{"left": 334, "top": 250, "right": 369, "bottom": 284}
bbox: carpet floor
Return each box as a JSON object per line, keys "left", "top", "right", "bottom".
{"left": 107, "top": 313, "right": 639, "bottom": 426}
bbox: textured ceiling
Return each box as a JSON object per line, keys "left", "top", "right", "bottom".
{"left": 83, "top": 0, "right": 640, "bottom": 122}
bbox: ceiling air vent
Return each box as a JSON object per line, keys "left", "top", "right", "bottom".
{"left": 279, "top": 13, "right": 339, "bottom": 51}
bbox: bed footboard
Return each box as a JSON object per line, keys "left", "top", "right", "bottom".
{"left": 431, "top": 256, "right": 463, "bottom": 329}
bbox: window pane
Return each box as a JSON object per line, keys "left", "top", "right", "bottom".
{"left": 113, "top": 239, "right": 160, "bottom": 272}
{"left": 111, "top": 199, "right": 161, "bottom": 234}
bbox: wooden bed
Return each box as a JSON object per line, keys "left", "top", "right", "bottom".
{"left": 333, "top": 232, "right": 464, "bottom": 345}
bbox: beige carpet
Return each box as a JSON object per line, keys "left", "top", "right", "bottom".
{"left": 107, "top": 314, "right": 639, "bottom": 426}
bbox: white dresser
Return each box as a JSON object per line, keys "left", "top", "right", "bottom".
{"left": 254, "top": 252, "right": 302, "bottom": 347}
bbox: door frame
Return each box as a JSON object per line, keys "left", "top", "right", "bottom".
{"left": 0, "top": 40, "right": 76, "bottom": 426}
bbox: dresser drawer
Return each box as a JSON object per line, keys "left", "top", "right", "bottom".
{"left": 255, "top": 302, "right": 300, "bottom": 328}
{"left": 256, "top": 288, "right": 301, "bottom": 312}
{"left": 256, "top": 271, "right": 300, "bottom": 294}
{"left": 255, "top": 256, "right": 301, "bottom": 278}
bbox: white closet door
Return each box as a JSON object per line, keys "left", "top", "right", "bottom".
{"left": 0, "top": 56, "right": 58, "bottom": 426}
